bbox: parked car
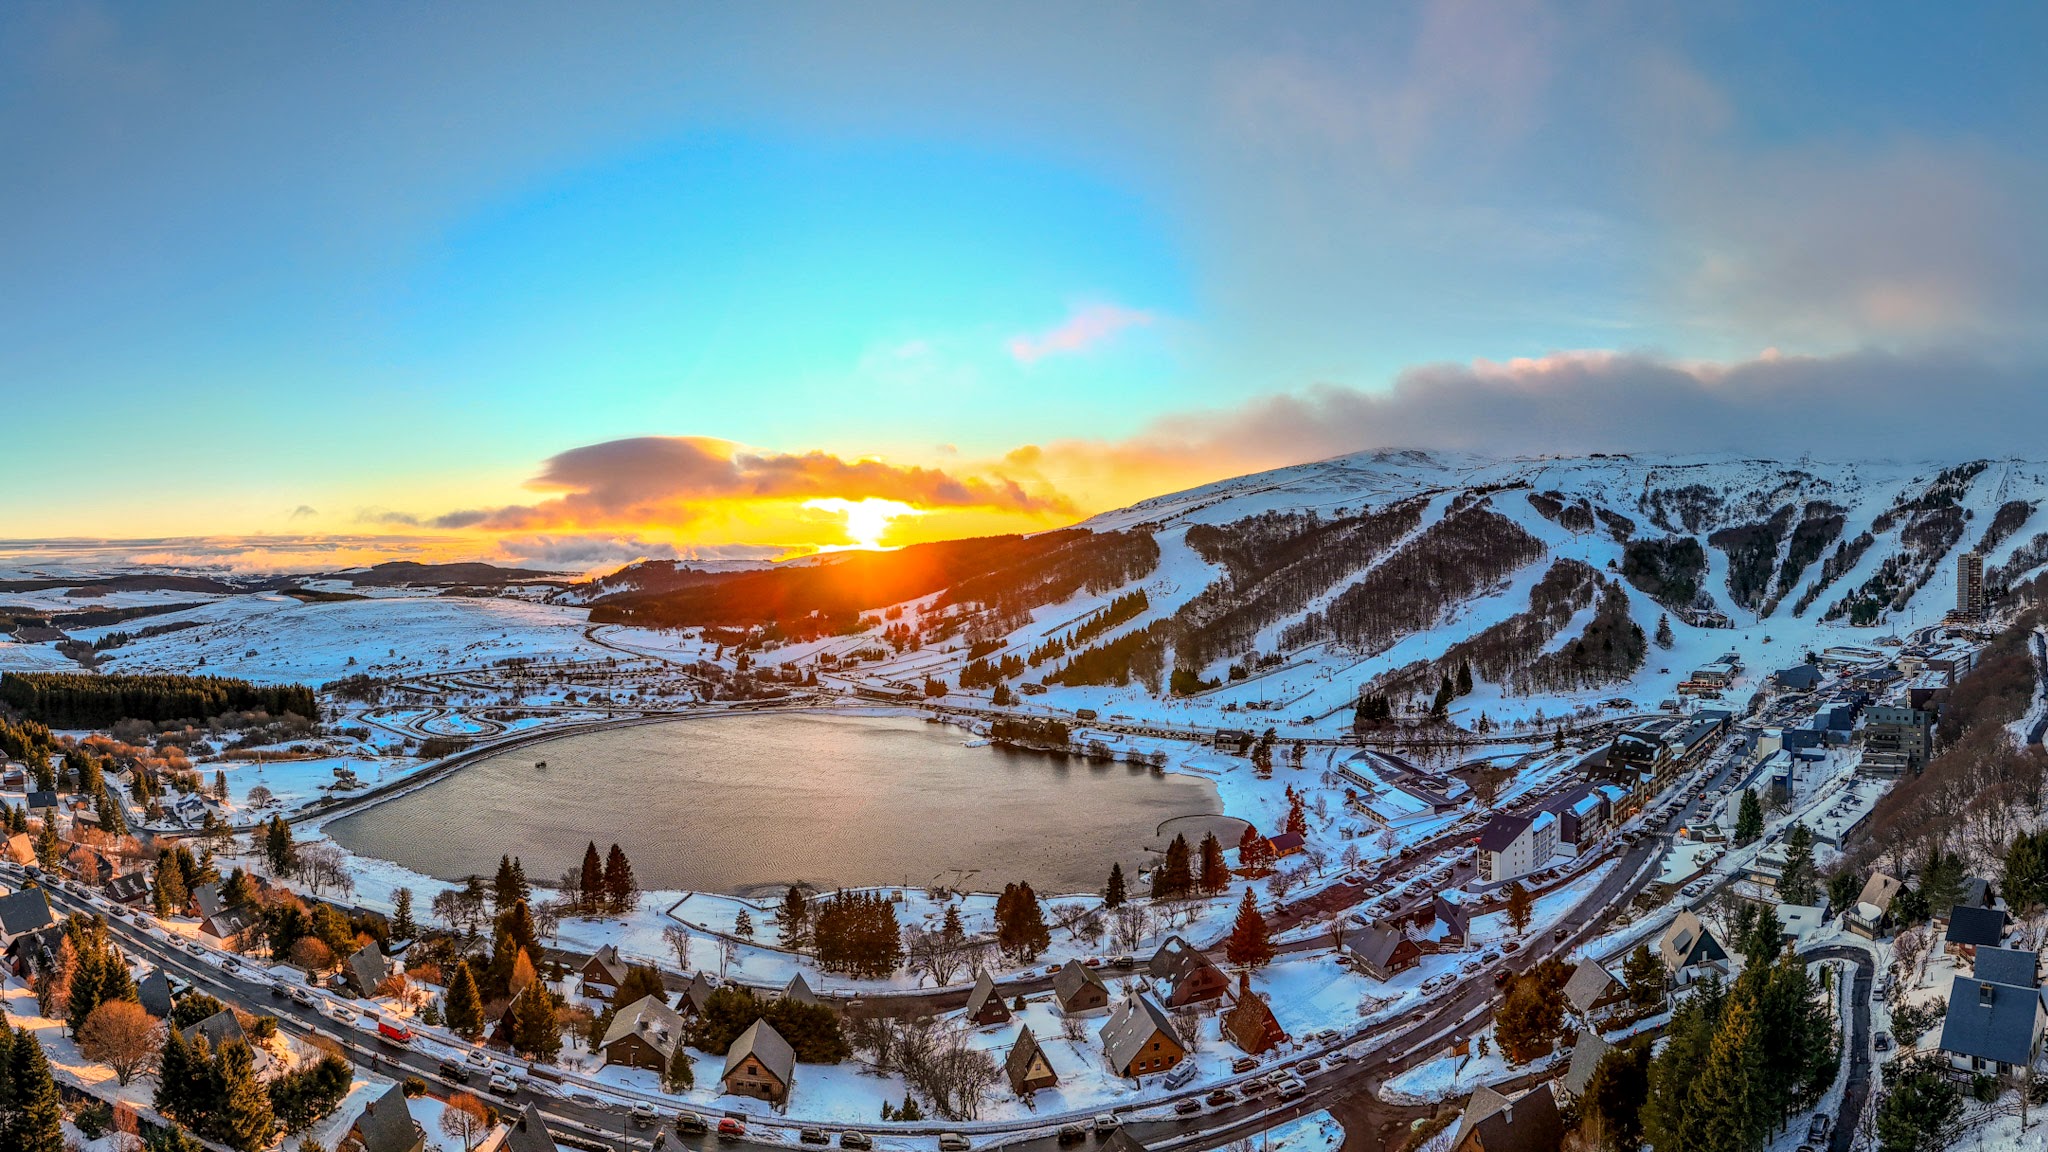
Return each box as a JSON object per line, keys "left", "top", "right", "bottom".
{"left": 1806, "top": 1114, "right": 1830, "bottom": 1143}
{"left": 1173, "top": 1099, "right": 1202, "bottom": 1117}
{"left": 487, "top": 1074, "right": 518, "bottom": 1097}
{"left": 1500, "top": 941, "right": 1520, "bottom": 954}
{"left": 465, "top": 1050, "right": 491, "bottom": 1068}
{"left": 1164, "top": 1060, "right": 1198, "bottom": 1089}
{"left": 1553, "top": 926, "right": 1569, "bottom": 941}
{"left": 938, "top": 1133, "right": 970, "bottom": 1151}
{"left": 268, "top": 980, "right": 288, "bottom": 998}
{"left": 288, "top": 986, "right": 317, "bottom": 1007}
{"left": 437, "top": 1060, "right": 470, "bottom": 1084}
{"left": 1232, "top": 1056, "right": 1260, "bottom": 1074}
{"left": 1874, "top": 1032, "right": 1892, "bottom": 1052}
{"left": 1309, "top": 1028, "right": 1338, "bottom": 1045}
{"left": 1294, "top": 1058, "right": 1321, "bottom": 1075}
{"left": 675, "top": 1112, "right": 709, "bottom": 1135}
{"left": 1056, "top": 1127, "right": 1087, "bottom": 1146}
{"left": 1092, "top": 1115, "right": 1120, "bottom": 1135}
{"left": 838, "top": 1132, "right": 872, "bottom": 1150}
{"left": 799, "top": 1128, "right": 829, "bottom": 1145}
{"left": 1274, "top": 1076, "right": 1307, "bottom": 1100}
{"left": 717, "top": 1117, "right": 746, "bottom": 1139}
{"left": 1205, "top": 1088, "right": 1239, "bottom": 1108}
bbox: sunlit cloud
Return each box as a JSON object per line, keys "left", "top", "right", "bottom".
{"left": 1007, "top": 303, "right": 1156, "bottom": 364}
{"left": 802, "top": 497, "right": 926, "bottom": 551}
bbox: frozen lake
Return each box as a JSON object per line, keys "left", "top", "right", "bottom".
{"left": 326, "top": 711, "right": 1224, "bottom": 896}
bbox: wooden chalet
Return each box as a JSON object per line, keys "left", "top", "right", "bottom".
{"left": 1222, "top": 973, "right": 1288, "bottom": 1055}
{"left": 1052, "top": 959, "right": 1111, "bottom": 1015}
{"left": 1004, "top": 1023, "right": 1059, "bottom": 1096}
{"left": 965, "top": 970, "right": 1012, "bottom": 1026}
{"left": 676, "top": 971, "right": 716, "bottom": 1017}
{"left": 599, "top": 994, "right": 685, "bottom": 1071}
{"left": 581, "top": 943, "right": 630, "bottom": 1002}
{"left": 1147, "top": 935, "right": 1229, "bottom": 1007}
{"left": 721, "top": 1018, "right": 797, "bottom": 1104}
{"left": 1100, "top": 994, "right": 1186, "bottom": 1079}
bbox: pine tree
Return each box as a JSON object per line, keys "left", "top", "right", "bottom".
{"left": 1505, "top": 882, "right": 1534, "bottom": 936}
{"left": 264, "top": 816, "right": 296, "bottom": 874}
{"left": 1198, "top": 833, "right": 1229, "bottom": 895}
{"left": 1103, "top": 863, "right": 1127, "bottom": 909}
{"left": 1778, "top": 823, "right": 1817, "bottom": 905}
{"left": 509, "top": 986, "right": 562, "bottom": 1061}
{"left": 1624, "top": 943, "right": 1665, "bottom": 1008}
{"left": 95, "top": 784, "right": 128, "bottom": 835}
{"left": 34, "top": 818, "right": 61, "bottom": 870}
{"left": 493, "top": 855, "right": 530, "bottom": 909}
{"left": 1687, "top": 992, "right": 1766, "bottom": 1152}
{"left": 776, "top": 885, "right": 811, "bottom": 948}
{"left": 0, "top": 1023, "right": 15, "bottom": 1112}
{"left": 1655, "top": 613, "right": 1674, "bottom": 648}
{"left": 11, "top": 1028, "right": 65, "bottom": 1152}
{"left": 665, "top": 1038, "right": 695, "bottom": 1091}
{"left": 1284, "top": 791, "right": 1309, "bottom": 840}
{"left": 154, "top": 856, "right": 189, "bottom": 919}
{"left": 579, "top": 842, "right": 605, "bottom": 914}
{"left": 154, "top": 1021, "right": 193, "bottom": 1122}
{"left": 995, "top": 882, "right": 1050, "bottom": 960}
{"left": 392, "top": 887, "right": 415, "bottom": 939}
{"left": 1734, "top": 789, "right": 1764, "bottom": 845}
{"left": 1455, "top": 659, "right": 1474, "bottom": 696}
{"left": 1224, "top": 889, "right": 1272, "bottom": 968}
{"left": 1429, "top": 673, "right": 1454, "bottom": 719}
{"left": 1237, "top": 824, "right": 1272, "bottom": 873}
{"left": 735, "top": 910, "right": 754, "bottom": 940}
{"left": 215, "top": 1041, "right": 277, "bottom": 1152}
{"left": 1155, "top": 834, "right": 1194, "bottom": 900}
{"left": 603, "top": 844, "right": 638, "bottom": 913}
{"left": 445, "top": 961, "right": 484, "bottom": 1040}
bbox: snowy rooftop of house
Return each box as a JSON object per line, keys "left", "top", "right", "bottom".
{"left": 1973, "top": 947, "right": 2039, "bottom": 990}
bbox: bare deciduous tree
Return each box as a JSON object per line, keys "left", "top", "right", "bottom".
{"left": 79, "top": 1000, "right": 163, "bottom": 1086}
{"left": 440, "top": 1092, "right": 492, "bottom": 1152}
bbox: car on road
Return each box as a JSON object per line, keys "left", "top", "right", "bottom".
{"left": 1231, "top": 1056, "right": 1260, "bottom": 1074}
{"left": 1553, "top": 926, "right": 1569, "bottom": 941}
{"left": 798, "top": 1127, "right": 827, "bottom": 1144}
{"left": 717, "top": 1117, "right": 746, "bottom": 1139}
{"left": 838, "top": 1132, "right": 872, "bottom": 1150}
{"left": 1173, "top": 1099, "right": 1202, "bottom": 1117}
{"left": 269, "top": 980, "right": 288, "bottom": 998}
{"left": 487, "top": 1074, "right": 519, "bottom": 1097}
{"left": 1874, "top": 1032, "right": 1892, "bottom": 1052}
{"left": 1274, "top": 1076, "right": 1307, "bottom": 1100}
{"left": 437, "top": 1060, "right": 470, "bottom": 1084}
{"left": 675, "top": 1112, "right": 709, "bottom": 1136}
{"left": 632, "top": 1102, "right": 659, "bottom": 1129}
{"left": 1091, "top": 1114, "right": 1119, "bottom": 1135}
{"left": 938, "top": 1133, "right": 970, "bottom": 1151}
{"left": 1806, "top": 1114, "right": 1830, "bottom": 1143}
{"left": 1204, "top": 1088, "right": 1238, "bottom": 1108}
{"left": 1056, "top": 1127, "right": 1087, "bottom": 1146}
{"left": 1109, "top": 956, "right": 1137, "bottom": 969}
{"left": 288, "top": 986, "right": 316, "bottom": 1006}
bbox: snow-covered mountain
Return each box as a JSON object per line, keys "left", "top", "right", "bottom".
{"left": 691, "top": 450, "right": 2048, "bottom": 734}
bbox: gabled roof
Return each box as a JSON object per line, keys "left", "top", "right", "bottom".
{"left": 1974, "top": 946, "right": 2039, "bottom": 989}
{"left": 346, "top": 942, "right": 390, "bottom": 995}
{"left": 1004, "top": 1023, "right": 1058, "bottom": 1094}
{"left": 677, "top": 971, "right": 716, "bottom": 1014}
{"left": 1222, "top": 987, "right": 1287, "bottom": 1054}
{"left": 23, "top": 790, "right": 57, "bottom": 811}
{"left": 601, "top": 994, "right": 685, "bottom": 1061}
{"left": 1052, "top": 958, "right": 1109, "bottom": 1003}
{"left": 104, "top": 872, "right": 150, "bottom": 903}
{"left": 1454, "top": 1084, "right": 1564, "bottom": 1152}
{"left": 1147, "top": 934, "right": 1224, "bottom": 993}
{"left": 1475, "top": 813, "right": 1535, "bottom": 853}
{"left": 1433, "top": 893, "right": 1471, "bottom": 938}
{"left": 1562, "top": 1033, "right": 1612, "bottom": 1100}
{"left": 723, "top": 1017, "right": 796, "bottom": 1088}
{"left": 0, "top": 887, "right": 55, "bottom": 937}
{"left": 585, "top": 942, "right": 628, "bottom": 984}
{"left": 782, "top": 972, "right": 819, "bottom": 1006}
{"left": 965, "top": 971, "right": 1008, "bottom": 1022}
{"left": 1946, "top": 905, "right": 2008, "bottom": 948}
{"left": 138, "top": 968, "right": 174, "bottom": 1020}
{"left": 348, "top": 1082, "right": 423, "bottom": 1152}
{"left": 1939, "top": 974, "right": 2045, "bottom": 1068}
{"left": 191, "top": 882, "right": 225, "bottom": 920}
{"left": 1099, "top": 994, "right": 1178, "bottom": 1073}
{"left": 504, "top": 1103, "right": 560, "bottom": 1152}
{"left": 1658, "top": 910, "right": 1726, "bottom": 974}
{"left": 183, "top": 1008, "right": 247, "bottom": 1052}
{"left": 1348, "top": 923, "right": 1409, "bottom": 970}
{"left": 1856, "top": 872, "right": 1901, "bottom": 915}
{"left": 1562, "top": 960, "right": 1621, "bottom": 1015}
{"left": 1101, "top": 1130, "right": 1150, "bottom": 1152}
{"left": 1773, "top": 664, "right": 1823, "bottom": 691}
{"left": 1265, "top": 831, "right": 1305, "bottom": 853}
{"left": 205, "top": 904, "right": 259, "bottom": 941}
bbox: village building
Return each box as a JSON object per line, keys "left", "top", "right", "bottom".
{"left": 1222, "top": 974, "right": 1288, "bottom": 1055}
{"left": 599, "top": 994, "right": 685, "bottom": 1071}
{"left": 965, "top": 970, "right": 1012, "bottom": 1026}
{"left": 672, "top": 971, "right": 715, "bottom": 1019}
{"left": 1939, "top": 970, "right": 2046, "bottom": 1079}
{"left": 1560, "top": 1033, "right": 1612, "bottom": 1103}
{"left": 1099, "top": 994, "right": 1185, "bottom": 1079}
{"left": 1846, "top": 873, "right": 1902, "bottom": 939}
{"left": 1052, "top": 959, "right": 1111, "bottom": 1015}
{"left": 201, "top": 903, "right": 260, "bottom": 952}
{"left": 1973, "top": 946, "right": 2039, "bottom": 988}
{"left": 504, "top": 1103, "right": 561, "bottom": 1152}
{"left": 1562, "top": 960, "right": 1627, "bottom": 1021}
{"left": 1004, "top": 1024, "right": 1059, "bottom": 1096}
{"left": 104, "top": 871, "right": 150, "bottom": 906}
{"left": 183, "top": 1008, "right": 250, "bottom": 1053}
{"left": 344, "top": 1082, "right": 426, "bottom": 1152}
{"left": 1147, "top": 935, "right": 1229, "bottom": 1007}
{"left": 721, "top": 1018, "right": 797, "bottom": 1104}
{"left": 1346, "top": 923, "right": 1422, "bottom": 981}
{"left": 781, "top": 972, "right": 820, "bottom": 1007}
{"left": 1657, "top": 910, "right": 1728, "bottom": 987}
{"left": 1451, "top": 1084, "right": 1564, "bottom": 1152}
{"left": 139, "top": 968, "right": 174, "bottom": 1020}
{"left": 0, "top": 886, "right": 55, "bottom": 946}
{"left": 1431, "top": 893, "right": 1472, "bottom": 948}
{"left": 1475, "top": 811, "right": 1558, "bottom": 884}
{"left": 1265, "top": 831, "right": 1306, "bottom": 859}
{"left": 580, "top": 943, "right": 630, "bottom": 1002}
{"left": 344, "top": 941, "right": 393, "bottom": 998}
{"left": 1943, "top": 905, "right": 2009, "bottom": 963}
{"left": 2, "top": 832, "right": 32, "bottom": 866}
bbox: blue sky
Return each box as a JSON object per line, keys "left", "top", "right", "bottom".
{"left": 2, "top": 2, "right": 2044, "bottom": 566}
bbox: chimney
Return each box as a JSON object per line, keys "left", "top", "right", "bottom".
{"left": 1980, "top": 982, "right": 1996, "bottom": 1007}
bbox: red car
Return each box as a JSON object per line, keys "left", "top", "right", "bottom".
{"left": 718, "top": 1118, "right": 747, "bottom": 1139}
{"left": 375, "top": 1021, "right": 413, "bottom": 1046}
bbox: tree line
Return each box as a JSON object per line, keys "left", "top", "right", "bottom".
{"left": 0, "top": 672, "right": 318, "bottom": 728}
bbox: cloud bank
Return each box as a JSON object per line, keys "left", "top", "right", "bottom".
{"left": 430, "top": 436, "right": 1072, "bottom": 532}
{"left": 1008, "top": 304, "right": 1155, "bottom": 364}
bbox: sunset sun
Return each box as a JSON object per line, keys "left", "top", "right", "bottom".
{"left": 804, "top": 497, "right": 924, "bottom": 550}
